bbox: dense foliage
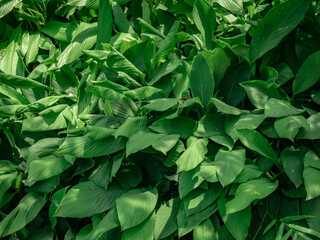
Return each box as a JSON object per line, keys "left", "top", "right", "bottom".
{"left": 0, "top": 0, "right": 320, "bottom": 239}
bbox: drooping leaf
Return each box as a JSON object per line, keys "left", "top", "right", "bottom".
{"left": 189, "top": 53, "right": 214, "bottom": 108}
{"left": 54, "top": 182, "right": 124, "bottom": 218}
{"left": 264, "top": 98, "right": 304, "bottom": 117}
{"left": 225, "top": 178, "right": 278, "bottom": 214}
{"left": 249, "top": 0, "right": 310, "bottom": 61}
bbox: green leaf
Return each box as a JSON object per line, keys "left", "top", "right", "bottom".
{"left": 240, "top": 80, "right": 280, "bottom": 109}
{"left": 298, "top": 112, "right": 320, "bottom": 140}
{"left": 148, "top": 59, "right": 181, "bottom": 85}
{"left": 280, "top": 147, "right": 307, "bottom": 188}
{"left": 152, "top": 134, "right": 180, "bottom": 155}
{"left": 56, "top": 136, "right": 125, "bottom": 158}
{"left": 113, "top": 116, "right": 147, "bottom": 139}
{"left": 26, "top": 155, "right": 72, "bottom": 183}
{"left": 190, "top": 53, "right": 214, "bottom": 108}
{"left": 116, "top": 164, "right": 142, "bottom": 190}
{"left": 126, "top": 130, "right": 165, "bottom": 156}
{"left": 287, "top": 224, "right": 320, "bottom": 239}
{"left": 293, "top": 50, "right": 320, "bottom": 94}
{"left": 54, "top": 182, "right": 124, "bottom": 218}
{"left": 154, "top": 197, "right": 180, "bottom": 240}
{"left": 249, "top": 0, "right": 310, "bottom": 61}
{"left": 40, "top": 21, "right": 77, "bottom": 43}
{"left": 302, "top": 197, "right": 320, "bottom": 232}
{"left": 236, "top": 129, "right": 277, "bottom": 161}
{"left": 274, "top": 115, "right": 309, "bottom": 141}
{"left": 96, "top": 0, "right": 112, "bottom": 49}
{"left": 179, "top": 169, "right": 205, "bottom": 199}
{"left": 175, "top": 137, "right": 208, "bottom": 172}
{"left": 49, "top": 187, "right": 68, "bottom": 228}
{"left": 193, "top": 218, "right": 217, "bottom": 240}
{"left": 88, "top": 207, "right": 120, "bottom": 240}
{"left": 177, "top": 202, "right": 217, "bottom": 237}
{"left": 122, "top": 211, "right": 156, "bottom": 240}
{"left": 201, "top": 48, "right": 231, "bottom": 86}
{"left": 151, "top": 21, "right": 179, "bottom": 67}
{"left": 225, "top": 178, "right": 278, "bottom": 214}
{"left": 214, "top": 147, "right": 246, "bottom": 186}
{"left": 217, "top": 0, "right": 243, "bottom": 14}
{"left": 264, "top": 98, "right": 304, "bottom": 117}
{"left": 54, "top": 23, "right": 97, "bottom": 68}
{"left": 303, "top": 151, "right": 320, "bottom": 200}
{"left": 234, "top": 165, "right": 263, "bottom": 183}
{"left": 0, "top": 192, "right": 46, "bottom": 238}
{"left": 150, "top": 116, "right": 196, "bottom": 139}
{"left": 116, "top": 188, "right": 158, "bottom": 230}
{"left": 218, "top": 198, "right": 251, "bottom": 240}
{"left": 183, "top": 183, "right": 222, "bottom": 216}
{"left": 213, "top": 98, "right": 242, "bottom": 115}
{"left": 25, "top": 32, "right": 40, "bottom": 65}
{"left": 192, "top": 0, "right": 215, "bottom": 50}
{"left": 142, "top": 98, "right": 178, "bottom": 112}
{"left": 0, "top": 0, "right": 20, "bottom": 19}
{"left": 0, "top": 71, "right": 50, "bottom": 89}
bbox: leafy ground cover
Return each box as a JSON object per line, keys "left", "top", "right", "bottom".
{"left": 0, "top": 0, "right": 320, "bottom": 239}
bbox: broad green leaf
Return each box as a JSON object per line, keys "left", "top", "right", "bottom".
{"left": 201, "top": 48, "right": 231, "bottom": 86}
{"left": 225, "top": 113, "right": 265, "bottom": 140}
{"left": 293, "top": 50, "right": 320, "bottom": 94}
{"left": 302, "top": 197, "right": 320, "bottom": 232}
{"left": 280, "top": 147, "right": 308, "bottom": 188}
{"left": 0, "top": 192, "right": 46, "bottom": 238}
{"left": 26, "top": 155, "right": 72, "bottom": 183}
{"left": 218, "top": 198, "right": 251, "bottom": 240}
{"left": 0, "top": 0, "right": 20, "bottom": 19}
{"left": 152, "top": 134, "right": 180, "bottom": 155}
{"left": 126, "top": 130, "right": 165, "bottom": 156}
{"left": 124, "top": 86, "right": 161, "bottom": 99}
{"left": 48, "top": 187, "right": 68, "bottom": 228}
{"left": 190, "top": 53, "right": 214, "bottom": 108}
{"left": 112, "top": 2, "right": 135, "bottom": 34}
{"left": 275, "top": 62, "right": 294, "bottom": 86}
{"left": 151, "top": 21, "right": 179, "bottom": 67}
{"left": 89, "top": 157, "right": 112, "bottom": 188}
{"left": 142, "top": 98, "right": 178, "bottom": 112}
{"left": 150, "top": 116, "right": 196, "bottom": 139}
{"left": 183, "top": 183, "right": 222, "bottom": 216}
{"left": 175, "top": 137, "right": 208, "bottom": 172}
{"left": 193, "top": 0, "right": 215, "bottom": 50}
{"left": 225, "top": 178, "right": 278, "bottom": 214}
{"left": 212, "top": 98, "right": 242, "bottom": 115}
{"left": 96, "top": 0, "right": 112, "bottom": 49}
{"left": 0, "top": 105, "right": 29, "bottom": 116}
{"left": 179, "top": 169, "right": 205, "bottom": 199}
{"left": 298, "top": 112, "right": 320, "bottom": 140}
{"left": 0, "top": 25, "right": 22, "bottom": 75}
{"left": 154, "top": 198, "right": 180, "bottom": 240}
{"left": 214, "top": 147, "right": 246, "bottom": 186}
{"left": 234, "top": 165, "right": 263, "bottom": 183}
{"left": 240, "top": 80, "right": 280, "bottom": 109}
{"left": 264, "top": 98, "right": 304, "bottom": 117}
{"left": 177, "top": 202, "right": 217, "bottom": 237}
{"left": 217, "top": 0, "right": 243, "bottom": 14}
{"left": 116, "top": 188, "right": 158, "bottom": 230}
{"left": 303, "top": 151, "right": 320, "bottom": 200}
{"left": 311, "top": 90, "right": 320, "bottom": 105}
{"left": 54, "top": 23, "right": 97, "bottom": 68}
{"left": 113, "top": 116, "right": 147, "bottom": 139}
{"left": 0, "top": 172, "right": 17, "bottom": 205}
{"left": 25, "top": 32, "right": 40, "bottom": 65}
{"left": 193, "top": 218, "right": 216, "bottom": 240}
{"left": 249, "top": 0, "right": 309, "bottom": 61}
{"left": 56, "top": 136, "right": 125, "bottom": 158}
{"left": 88, "top": 207, "right": 120, "bottom": 240}
{"left": 40, "top": 21, "right": 77, "bottom": 43}
{"left": 193, "top": 114, "right": 224, "bottom": 137}
{"left": 219, "top": 63, "right": 250, "bottom": 106}
{"left": 148, "top": 60, "right": 181, "bottom": 85}
{"left": 116, "top": 164, "right": 142, "bottom": 190}
{"left": 237, "top": 129, "right": 277, "bottom": 161}
{"left": 274, "top": 115, "right": 309, "bottom": 141}
{"left": 54, "top": 182, "right": 124, "bottom": 218}
{"left": 122, "top": 211, "right": 156, "bottom": 240}
{"left": 29, "top": 138, "right": 62, "bottom": 157}
{"left": 67, "top": 0, "right": 99, "bottom": 9}
{"left": 194, "top": 160, "right": 219, "bottom": 183}
{"left": 0, "top": 71, "right": 50, "bottom": 89}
